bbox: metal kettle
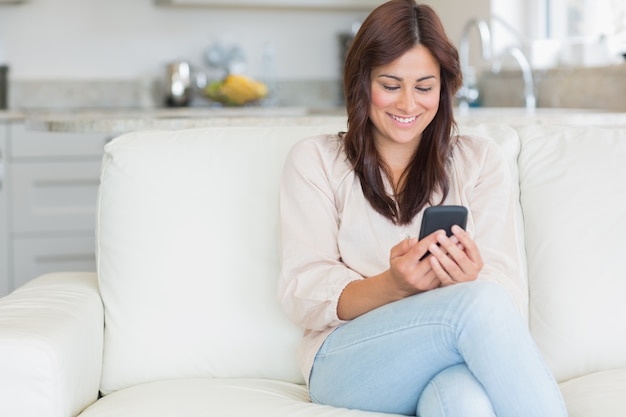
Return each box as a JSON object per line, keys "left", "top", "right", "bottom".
{"left": 164, "top": 61, "right": 192, "bottom": 107}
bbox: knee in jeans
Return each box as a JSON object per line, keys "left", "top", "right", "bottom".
{"left": 417, "top": 364, "right": 496, "bottom": 417}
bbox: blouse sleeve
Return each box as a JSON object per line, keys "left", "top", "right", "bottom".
{"left": 458, "top": 137, "right": 528, "bottom": 317}
{"left": 277, "top": 136, "right": 363, "bottom": 331}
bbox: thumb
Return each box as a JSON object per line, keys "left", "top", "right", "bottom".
{"left": 391, "top": 237, "right": 417, "bottom": 259}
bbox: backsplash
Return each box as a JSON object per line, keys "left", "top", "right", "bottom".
{"left": 7, "top": 63, "right": 626, "bottom": 112}
{"left": 479, "top": 62, "right": 626, "bottom": 111}
{"left": 8, "top": 78, "right": 343, "bottom": 110}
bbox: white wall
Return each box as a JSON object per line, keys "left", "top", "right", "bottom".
{"left": 0, "top": 0, "right": 489, "bottom": 82}
{"left": 0, "top": 0, "right": 368, "bottom": 80}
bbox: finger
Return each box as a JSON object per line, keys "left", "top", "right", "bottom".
{"left": 438, "top": 227, "right": 483, "bottom": 281}
{"left": 390, "top": 237, "right": 418, "bottom": 259}
{"left": 428, "top": 254, "right": 455, "bottom": 286}
{"left": 449, "top": 235, "right": 465, "bottom": 251}
{"left": 436, "top": 232, "right": 466, "bottom": 264}
{"left": 451, "top": 225, "right": 480, "bottom": 263}
{"left": 429, "top": 241, "right": 463, "bottom": 279}
{"left": 437, "top": 232, "right": 480, "bottom": 278}
{"left": 413, "top": 231, "right": 446, "bottom": 261}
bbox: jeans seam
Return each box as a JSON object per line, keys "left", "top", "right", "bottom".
{"left": 317, "top": 322, "right": 456, "bottom": 357}
{"left": 430, "top": 379, "right": 446, "bottom": 417}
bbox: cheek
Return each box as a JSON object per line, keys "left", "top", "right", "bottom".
{"left": 370, "top": 87, "right": 393, "bottom": 109}
{"left": 423, "top": 91, "right": 441, "bottom": 110}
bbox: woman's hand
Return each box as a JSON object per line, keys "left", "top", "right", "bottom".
{"left": 427, "top": 225, "right": 483, "bottom": 286}
{"left": 387, "top": 233, "right": 443, "bottom": 297}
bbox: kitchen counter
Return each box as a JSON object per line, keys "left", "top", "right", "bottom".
{"left": 23, "top": 106, "right": 349, "bottom": 134}
{"left": 0, "top": 109, "right": 31, "bottom": 122}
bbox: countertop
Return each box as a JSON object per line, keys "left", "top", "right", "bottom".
{"left": 3, "top": 106, "right": 626, "bottom": 134}
{"left": 22, "top": 106, "right": 349, "bottom": 134}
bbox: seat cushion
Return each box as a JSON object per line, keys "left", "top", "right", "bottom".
{"left": 517, "top": 124, "right": 626, "bottom": 382}
{"left": 559, "top": 369, "right": 626, "bottom": 417}
{"left": 79, "top": 378, "right": 398, "bottom": 417}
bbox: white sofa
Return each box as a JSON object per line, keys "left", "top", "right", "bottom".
{"left": 0, "top": 121, "right": 625, "bottom": 417}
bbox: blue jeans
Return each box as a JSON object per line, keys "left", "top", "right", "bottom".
{"left": 309, "top": 281, "right": 568, "bottom": 417}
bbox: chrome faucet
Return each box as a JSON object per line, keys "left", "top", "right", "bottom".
{"left": 492, "top": 46, "right": 536, "bottom": 112}
{"left": 457, "top": 18, "right": 492, "bottom": 109}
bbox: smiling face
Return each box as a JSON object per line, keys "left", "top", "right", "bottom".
{"left": 369, "top": 44, "right": 441, "bottom": 155}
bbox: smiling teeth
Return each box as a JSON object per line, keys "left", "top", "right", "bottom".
{"left": 392, "top": 115, "right": 416, "bottom": 124}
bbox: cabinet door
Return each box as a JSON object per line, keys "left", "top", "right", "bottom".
{"left": 11, "top": 236, "right": 96, "bottom": 290}
{"left": 7, "top": 124, "right": 107, "bottom": 292}
{"left": 10, "top": 161, "right": 102, "bottom": 234}
{"left": 0, "top": 124, "right": 8, "bottom": 297}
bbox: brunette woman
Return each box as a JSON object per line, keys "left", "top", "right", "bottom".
{"left": 278, "top": 1, "right": 568, "bottom": 416}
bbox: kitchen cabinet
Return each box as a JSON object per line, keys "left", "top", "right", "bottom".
{"left": 0, "top": 123, "right": 108, "bottom": 295}
{"left": 154, "top": 0, "right": 385, "bottom": 10}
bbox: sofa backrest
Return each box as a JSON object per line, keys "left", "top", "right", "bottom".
{"left": 96, "top": 122, "right": 524, "bottom": 395}
{"left": 517, "top": 124, "right": 626, "bottom": 382}
{"left": 96, "top": 124, "right": 347, "bottom": 394}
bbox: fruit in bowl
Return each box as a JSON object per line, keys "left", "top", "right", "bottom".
{"left": 204, "top": 74, "right": 268, "bottom": 106}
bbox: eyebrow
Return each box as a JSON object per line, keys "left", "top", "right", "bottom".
{"left": 378, "top": 74, "right": 437, "bottom": 82}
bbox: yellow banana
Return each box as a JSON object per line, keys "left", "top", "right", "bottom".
{"left": 218, "top": 74, "right": 268, "bottom": 105}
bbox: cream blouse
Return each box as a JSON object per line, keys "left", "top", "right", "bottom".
{"left": 278, "top": 133, "right": 527, "bottom": 386}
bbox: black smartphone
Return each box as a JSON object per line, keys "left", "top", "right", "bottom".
{"left": 418, "top": 205, "right": 468, "bottom": 240}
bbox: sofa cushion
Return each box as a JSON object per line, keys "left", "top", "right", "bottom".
{"left": 458, "top": 123, "right": 528, "bottom": 318}
{"left": 97, "top": 124, "right": 346, "bottom": 395}
{"left": 559, "top": 368, "right": 626, "bottom": 417}
{"left": 517, "top": 124, "right": 626, "bottom": 382}
{"left": 80, "top": 378, "right": 397, "bottom": 417}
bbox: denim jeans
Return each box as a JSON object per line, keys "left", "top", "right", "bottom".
{"left": 309, "top": 281, "right": 568, "bottom": 417}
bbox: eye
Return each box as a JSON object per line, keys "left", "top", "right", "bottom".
{"left": 382, "top": 84, "right": 400, "bottom": 91}
{"left": 416, "top": 86, "right": 432, "bottom": 93}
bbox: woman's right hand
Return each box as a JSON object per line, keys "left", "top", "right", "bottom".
{"left": 387, "top": 232, "right": 444, "bottom": 297}
{"left": 337, "top": 232, "right": 444, "bottom": 321}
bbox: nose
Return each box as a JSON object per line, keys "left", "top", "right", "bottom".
{"left": 397, "top": 88, "right": 418, "bottom": 113}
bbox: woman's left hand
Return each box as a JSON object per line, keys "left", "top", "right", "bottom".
{"left": 428, "top": 225, "right": 483, "bottom": 286}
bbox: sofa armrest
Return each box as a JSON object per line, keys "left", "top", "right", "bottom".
{"left": 0, "top": 272, "right": 104, "bottom": 417}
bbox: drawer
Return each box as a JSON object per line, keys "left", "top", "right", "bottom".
{"left": 9, "top": 123, "right": 110, "bottom": 159}
{"left": 11, "top": 235, "right": 96, "bottom": 291}
{"left": 10, "top": 161, "right": 102, "bottom": 234}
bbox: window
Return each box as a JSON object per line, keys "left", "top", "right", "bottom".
{"left": 496, "top": 0, "right": 626, "bottom": 66}
{"left": 545, "top": 0, "right": 623, "bottom": 39}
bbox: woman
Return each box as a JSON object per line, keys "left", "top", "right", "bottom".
{"left": 278, "top": 1, "right": 568, "bottom": 416}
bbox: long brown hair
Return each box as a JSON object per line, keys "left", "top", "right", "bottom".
{"left": 342, "top": 0, "right": 462, "bottom": 225}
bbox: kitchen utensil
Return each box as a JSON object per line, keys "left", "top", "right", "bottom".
{"left": 164, "top": 61, "right": 192, "bottom": 107}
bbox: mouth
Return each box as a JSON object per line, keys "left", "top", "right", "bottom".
{"left": 389, "top": 114, "right": 417, "bottom": 124}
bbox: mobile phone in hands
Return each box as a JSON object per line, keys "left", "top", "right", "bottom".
{"left": 418, "top": 205, "right": 468, "bottom": 259}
